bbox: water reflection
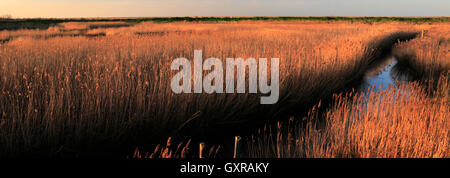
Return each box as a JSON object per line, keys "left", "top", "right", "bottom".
{"left": 353, "top": 56, "right": 416, "bottom": 117}
{"left": 358, "top": 56, "right": 415, "bottom": 94}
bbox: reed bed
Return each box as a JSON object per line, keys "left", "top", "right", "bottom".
{"left": 245, "top": 74, "right": 449, "bottom": 158}
{"left": 393, "top": 23, "right": 450, "bottom": 79}
{"left": 0, "top": 21, "right": 443, "bottom": 157}
{"left": 245, "top": 24, "right": 449, "bottom": 158}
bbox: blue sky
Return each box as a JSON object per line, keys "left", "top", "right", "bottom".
{"left": 0, "top": 0, "right": 448, "bottom": 18}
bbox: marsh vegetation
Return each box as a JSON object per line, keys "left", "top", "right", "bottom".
{"left": 0, "top": 20, "right": 448, "bottom": 158}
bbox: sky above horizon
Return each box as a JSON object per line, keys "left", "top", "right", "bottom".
{"left": 0, "top": 0, "right": 449, "bottom": 18}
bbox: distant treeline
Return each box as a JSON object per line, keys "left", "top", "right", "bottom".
{"left": 1, "top": 16, "right": 449, "bottom": 31}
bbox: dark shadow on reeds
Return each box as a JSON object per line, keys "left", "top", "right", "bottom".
{"left": 0, "top": 19, "right": 57, "bottom": 31}
{"left": 393, "top": 52, "right": 450, "bottom": 94}
{"left": 0, "top": 38, "right": 11, "bottom": 44}
{"left": 88, "top": 23, "right": 134, "bottom": 30}
{"left": 0, "top": 33, "right": 107, "bottom": 45}
{"left": 161, "top": 32, "right": 420, "bottom": 158}
{"left": 0, "top": 31, "right": 421, "bottom": 158}
{"left": 135, "top": 30, "right": 212, "bottom": 36}
{"left": 0, "top": 18, "right": 136, "bottom": 31}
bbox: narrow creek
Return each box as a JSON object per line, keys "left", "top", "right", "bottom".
{"left": 358, "top": 56, "right": 414, "bottom": 94}
{"left": 139, "top": 33, "right": 421, "bottom": 158}
{"left": 221, "top": 55, "right": 419, "bottom": 158}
